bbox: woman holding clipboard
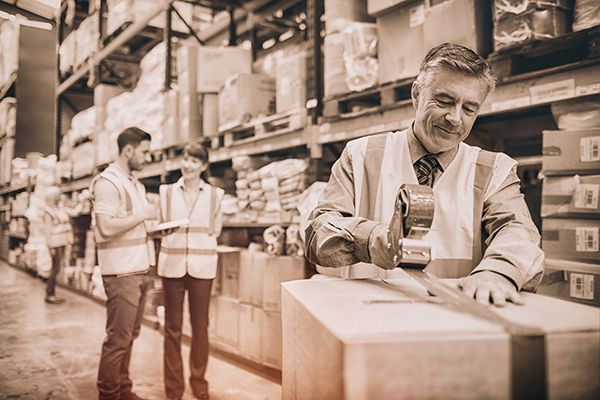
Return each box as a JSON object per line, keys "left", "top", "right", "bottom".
{"left": 157, "top": 143, "right": 224, "bottom": 400}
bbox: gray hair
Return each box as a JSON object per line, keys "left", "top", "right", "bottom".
{"left": 415, "top": 43, "right": 496, "bottom": 92}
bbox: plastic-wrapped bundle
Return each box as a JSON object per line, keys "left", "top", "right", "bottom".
{"left": 551, "top": 98, "right": 600, "bottom": 130}
{"left": 74, "top": 13, "right": 99, "bottom": 67}
{"left": 263, "top": 224, "right": 286, "bottom": 256}
{"left": 285, "top": 224, "right": 303, "bottom": 257}
{"left": 492, "top": 0, "right": 573, "bottom": 22}
{"left": 59, "top": 32, "right": 76, "bottom": 75}
{"left": 573, "top": 0, "right": 600, "bottom": 31}
{"left": 0, "top": 97, "right": 16, "bottom": 139}
{"left": 0, "top": 19, "right": 19, "bottom": 86}
{"left": 69, "top": 106, "right": 96, "bottom": 143}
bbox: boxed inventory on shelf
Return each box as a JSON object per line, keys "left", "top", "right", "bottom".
{"left": 238, "top": 303, "right": 263, "bottom": 363}
{"left": 74, "top": 13, "right": 99, "bottom": 68}
{"left": 202, "top": 94, "right": 219, "bottom": 138}
{"left": 262, "top": 309, "right": 282, "bottom": 369}
{"left": 218, "top": 74, "right": 276, "bottom": 130}
{"left": 377, "top": 0, "right": 492, "bottom": 84}
{"left": 275, "top": 51, "right": 307, "bottom": 114}
{"left": 282, "top": 278, "right": 600, "bottom": 400}
{"left": 542, "top": 128, "right": 600, "bottom": 175}
{"left": 239, "top": 250, "right": 267, "bottom": 307}
{"left": 493, "top": 4, "right": 572, "bottom": 51}
{"left": 214, "top": 295, "right": 240, "bottom": 354}
{"left": 542, "top": 218, "right": 600, "bottom": 264}
{"left": 541, "top": 175, "right": 600, "bottom": 217}
{"left": 262, "top": 255, "right": 305, "bottom": 312}
{"left": 195, "top": 46, "right": 252, "bottom": 93}
{"left": 539, "top": 260, "right": 600, "bottom": 307}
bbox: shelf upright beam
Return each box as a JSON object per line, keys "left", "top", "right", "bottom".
{"left": 306, "top": 0, "right": 323, "bottom": 125}
{"left": 164, "top": 2, "right": 173, "bottom": 92}
{"left": 228, "top": 6, "right": 237, "bottom": 45}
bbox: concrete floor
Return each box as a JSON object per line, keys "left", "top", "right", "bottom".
{"left": 0, "top": 261, "right": 281, "bottom": 400}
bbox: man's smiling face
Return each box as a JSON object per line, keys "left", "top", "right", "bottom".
{"left": 411, "top": 66, "right": 489, "bottom": 153}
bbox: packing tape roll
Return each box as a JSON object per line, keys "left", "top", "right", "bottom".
{"left": 399, "top": 184, "right": 434, "bottom": 235}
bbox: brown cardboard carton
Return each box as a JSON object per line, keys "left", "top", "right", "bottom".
{"left": 239, "top": 250, "right": 267, "bottom": 307}
{"left": 218, "top": 74, "right": 276, "bottom": 129}
{"left": 423, "top": 0, "right": 492, "bottom": 58}
{"left": 238, "top": 303, "right": 263, "bottom": 363}
{"left": 196, "top": 46, "right": 252, "bottom": 93}
{"left": 262, "top": 309, "right": 282, "bottom": 369}
{"left": 276, "top": 52, "right": 307, "bottom": 113}
{"left": 282, "top": 278, "right": 600, "bottom": 400}
{"left": 201, "top": 93, "right": 219, "bottom": 138}
{"left": 543, "top": 128, "right": 600, "bottom": 175}
{"left": 377, "top": 1, "right": 427, "bottom": 84}
{"left": 218, "top": 247, "right": 242, "bottom": 299}
{"left": 542, "top": 175, "right": 600, "bottom": 217}
{"left": 214, "top": 296, "right": 239, "bottom": 353}
{"left": 262, "top": 256, "right": 305, "bottom": 312}
{"left": 323, "top": 32, "right": 349, "bottom": 97}
{"left": 542, "top": 218, "right": 600, "bottom": 264}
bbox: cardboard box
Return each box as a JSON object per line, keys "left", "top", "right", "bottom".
{"left": 423, "top": 0, "right": 492, "bottom": 59}
{"left": 325, "top": 0, "right": 373, "bottom": 24}
{"left": 539, "top": 264, "right": 600, "bottom": 307}
{"left": 219, "top": 247, "right": 242, "bottom": 299}
{"left": 262, "top": 256, "right": 305, "bottom": 312}
{"left": 542, "top": 218, "right": 600, "bottom": 264}
{"left": 377, "top": 1, "right": 427, "bottom": 84}
{"left": 214, "top": 296, "right": 239, "bottom": 353}
{"left": 324, "top": 32, "right": 349, "bottom": 98}
{"left": 276, "top": 52, "right": 307, "bottom": 113}
{"left": 542, "top": 128, "right": 600, "bottom": 175}
{"left": 162, "top": 90, "right": 180, "bottom": 148}
{"left": 368, "top": 0, "right": 416, "bottom": 16}
{"left": 196, "top": 46, "right": 252, "bottom": 93}
{"left": 218, "top": 74, "right": 275, "bottom": 129}
{"left": 239, "top": 250, "right": 267, "bottom": 307}
{"left": 202, "top": 93, "right": 219, "bottom": 137}
{"left": 542, "top": 175, "right": 600, "bottom": 217}
{"left": 262, "top": 309, "right": 282, "bottom": 370}
{"left": 238, "top": 304, "right": 263, "bottom": 363}
{"left": 282, "top": 279, "right": 600, "bottom": 400}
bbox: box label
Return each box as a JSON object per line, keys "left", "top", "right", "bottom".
{"left": 574, "top": 184, "right": 600, "bottom": 209}
{"left": 570, "top": 273, "right": 594, "bottom": 300}
{"left": 575, "top": 227, "right": 599, "bottom": 252}
{"left": 491, "top": 96, "right": 531, "bottom": 112}
{"left": 529, "top": 79, "right": 575, "bottom": 104}
{"left": 409, "top": 5, "right": 426, "bottom": 27}
{"left": 580, "top": 136, "right": 600, "bottom": 162}
{"left": 575, "top": 83, "right": 600, "bottom": 96}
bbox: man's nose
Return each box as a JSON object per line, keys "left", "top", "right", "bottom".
{"left": 145, "top": 153, "right": 151, "bottom": 163}
{"left": 445, "top": 106, "right": 461, "bottom": 126}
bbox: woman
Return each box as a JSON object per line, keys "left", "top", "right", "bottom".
{"left": 43, "top": 186, "right": 79, "bottom": 304}
{"left": 158, "top": 143, "right": 224, "bottom": 400}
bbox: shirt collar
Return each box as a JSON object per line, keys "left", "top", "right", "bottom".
{"left": 109, "top": 162, "right": 137, "bottom": 182}
{"left": 176, "top": 176, "right": 206, "bottom": 192}
{"left": 407, "top": 123, "right": 458, "bottom": 172}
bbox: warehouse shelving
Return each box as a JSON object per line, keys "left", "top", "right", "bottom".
{"left": 0, "top": 71, "right": 16, "bottom": 100}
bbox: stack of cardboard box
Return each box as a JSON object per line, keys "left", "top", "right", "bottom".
{"left": 540, "top": 126, "right": 600, "bottom": 306}
{"left": 210, "top": 248, "right": 305, "bottom": 369}
{"left": 375, "top": 0, "right": 492, "bottom": 84}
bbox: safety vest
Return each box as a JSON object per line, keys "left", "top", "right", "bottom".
{"left": 157, "top": 178, "right": 224, "bottom": 279}
{"left": 348, "top": 129, "right": 517, "bottom": 278}
{"left": 90, "top": 164, "right": 155, "bottom": 275}
{"left": 43, "top": 206, "right": 74, "bottom": 248}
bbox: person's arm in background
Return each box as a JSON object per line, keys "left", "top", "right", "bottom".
{"left": 305, "top": 146, "right": 394, "bottom": 269}
{"left": 462, "top": 169, "right": 544, "bottom": 306}
{"left": 213, "top": 188, "right": 224, "bottom": 238}
{"left": 93, "top": 178, "right": 157, "bottom": 238}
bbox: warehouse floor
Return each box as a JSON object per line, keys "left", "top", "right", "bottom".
{"left": 0, "top": 261, "right": 281, "bottom": 400}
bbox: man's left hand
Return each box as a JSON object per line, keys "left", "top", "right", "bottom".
{"left": 459, "top": 271, "right": 523, "bottom": 307}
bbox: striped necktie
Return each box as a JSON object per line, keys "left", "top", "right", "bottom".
{"left": 414, "top": 155, "right": 440, "bottom": 187}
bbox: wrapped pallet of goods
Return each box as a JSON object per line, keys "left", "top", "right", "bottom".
{"left": 74, "top": 13, "right": 99, "bottom": 68}
{"left": 218, "top": 74, "right": 276, "bottom": 130}
{"left": 492, "top": 0, "right": 573, "bottom": 51}
{"left": 59, "top": 32, "right": 76, "bottom": 76}
{"left": 572, "top": 0, "right": 600, "bottom": 31}
{"left": 0, "top": 18, "right": 19, "bottom": 86}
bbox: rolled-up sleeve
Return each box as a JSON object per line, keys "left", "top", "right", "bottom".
{"left": 305, "top": 146, "right": 382, "bottom": 268}
{"left": 471, "top": 170, "right": 545, "bottom": 291}
{"left": 92, "top": 178, "right": 120, "bottom": 217}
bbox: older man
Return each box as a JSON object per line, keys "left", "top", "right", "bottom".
{"left": 305, "top": 43, "right": 544, "bottom": 306}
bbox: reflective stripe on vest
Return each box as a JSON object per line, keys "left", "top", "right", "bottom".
{"left": 163, "top": 183, "right": 216, "bottom": 235}
{"left": 96, "top": 237, "right": 148, "bottom": 250}
{"left": 160, "top": 247, "right": 217, "bottom": 255}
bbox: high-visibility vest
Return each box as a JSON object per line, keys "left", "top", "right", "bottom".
{"left": 90, "top": 164, "right": 155, "bottom": 275}
{"left": 43, "top": 206, "right": 74, "bottom": 248}
{"left": 348, "top": 129, "right": 520, "bottom": 278}
{"left": 157, "top": 179, "right": 224, "bottom": 279}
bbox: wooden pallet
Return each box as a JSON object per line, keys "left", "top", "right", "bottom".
{"left": 488, "top": 26, "right": 600, "bottom": 81}
{"left": 215, "top": 109, "right": 306, "bottom": 148}
{"left": 322, "top": 78, "right": 414, "bottom": 119}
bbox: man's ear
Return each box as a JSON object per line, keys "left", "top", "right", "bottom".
{"left": 122, "top": 144, "right": 133, "bottom": 158}
{"left": 411, "top": 81, "right": 420, "bottom": 109}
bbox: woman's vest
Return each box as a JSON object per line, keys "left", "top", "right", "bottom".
{"left": 91, "top": 164, "right": 155, "bottom": 275}
{"left": 44, "top": 206, "right": 74, "bottom": 248}
{"left": 157, "top": 180, "right": 223, "bottom": 279}
{"left": 349, "top": 129, "right": 517, "bottom": 278}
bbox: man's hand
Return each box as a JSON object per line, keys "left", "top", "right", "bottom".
{"left": 459, "top": 271, "right": 523, "bottom": 307}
